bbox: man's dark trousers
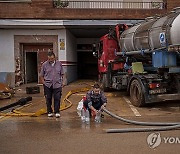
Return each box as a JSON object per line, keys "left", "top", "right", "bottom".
{"left": 44, "top": 85, "right": 62, "bottom": 114}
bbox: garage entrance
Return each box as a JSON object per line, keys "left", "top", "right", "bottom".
{"left": 67, "top": 25, "right": 110, "bottom": 81}
{"left": 23, "top": 44, "right": 53, "bottom": 84}
{"left": 77, "top": 51, "right": 98, "bottom": 79}
{"left": 76, "top": 43, "right": 98, "bottom": 79}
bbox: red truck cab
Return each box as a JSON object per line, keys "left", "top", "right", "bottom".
{"left": 98, "top": 34, "right": 124, "bottom": 73}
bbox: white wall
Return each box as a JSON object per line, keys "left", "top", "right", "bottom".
{"left": 0, "top": 29, "right": 70, "bottom": 86}
{"left": 66, "top": 29, "right": 77, "bottom": 62}
{"left": 65, "top": 29, "right": 77, "bottom": 83}
{"left": 0, "top": 29, "right": 67, "bottom": 72}
{"left": 58, "top": 29, "right": 66, "bottom": 61}
{"left": 0, "top": 31, "right": 15, "bottom": 72}
{"left": 0, "top": 29, "right": 98, "bottom": 85}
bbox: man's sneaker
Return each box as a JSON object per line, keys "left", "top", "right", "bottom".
{"left": 55, "top": 113, "right": 60, "bottom": 118}
{"left": 48, "top": 113, "right": 53, "bottom": 117}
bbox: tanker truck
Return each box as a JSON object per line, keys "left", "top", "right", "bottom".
{"left": 93, "top": 7, "right": 180, "bottom": 107}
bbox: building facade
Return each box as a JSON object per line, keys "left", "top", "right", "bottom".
{"left": 0, "top": 0, "right": 180, "bottom": 87}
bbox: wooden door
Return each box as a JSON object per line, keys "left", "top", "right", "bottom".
{"left": 23, "top": 44, "right": 53, "bottom": 84}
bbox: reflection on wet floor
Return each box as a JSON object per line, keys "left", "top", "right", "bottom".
{"left": 0, "top": 81, "right": 180, "bottom": 154}
{"left": 0, "top": 80, "right": 180, "bottom": 132}
{"left": 0, "top": 114, "right": 114, "bottom": 134}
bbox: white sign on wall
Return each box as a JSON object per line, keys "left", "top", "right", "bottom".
{"left": 60, "top": 39, "right": 65, "bottom": 50}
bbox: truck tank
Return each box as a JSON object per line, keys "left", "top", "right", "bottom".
{"left": 120, "top": 7, "right": 180, "bottom": 53}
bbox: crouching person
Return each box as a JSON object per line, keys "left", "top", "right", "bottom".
{"left": 83, "top": 83, "right": 107, "bottom": 122}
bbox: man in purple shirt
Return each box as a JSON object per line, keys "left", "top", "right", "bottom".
{"left": 40, "top": 52, "right": 64, "bottom": 118}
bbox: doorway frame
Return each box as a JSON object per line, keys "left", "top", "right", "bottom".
{"left": 14, "top": 35, "right": 58, "bottom": 85}
{"left": 22, "top": 43, "right": 54, "bottom": 84}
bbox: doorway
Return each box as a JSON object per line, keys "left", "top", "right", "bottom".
{"left": 25, "top": 52, "right": 38, "bottom": 83}
{"left": 23, "top": 44, "right": 53, "bottom": 84}
{"left": 77, "top": 51, "right": 98, "bottom": 79}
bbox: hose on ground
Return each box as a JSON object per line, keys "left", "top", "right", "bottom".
{"left": 103, "top": 108, "right": 180, "bottom": 133}
{"left": 106, "top": 125, "right": 180, "bottom": 133}
{"left": 0, "top": 97, "right": 32, "bottom": 112}
{"left": 103, "top": 108, "right": 180, "bottom": 126}
{"left": 0, "top": 87, "right": 91, "bottom": 117}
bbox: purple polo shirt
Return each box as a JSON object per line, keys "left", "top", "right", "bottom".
{"left": 40, "top": 60, "right": 64, "bottom": 89}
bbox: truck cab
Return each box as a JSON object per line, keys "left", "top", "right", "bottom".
{"left": 94, "top": 19, "right": 180, "bottom": 107}
{"left": 96, "top": 31, "right": 125, "bottom": 91}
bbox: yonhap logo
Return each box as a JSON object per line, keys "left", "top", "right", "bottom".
{"left": 147, "top": 132, "right": 180, "bottom": 149}
{"left": 147, "top": 133, "right": 161, "bottom": 149}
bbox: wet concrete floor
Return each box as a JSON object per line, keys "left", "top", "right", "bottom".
{"left": 0, "top": 80, "right": 180, "bottom": 154}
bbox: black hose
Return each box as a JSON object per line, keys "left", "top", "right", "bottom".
{"left": 103, "top": 108, "right": 180, "bottom": 126}
{"left": 106, "top": 124, "right": 180, "bottom": 133}
{"left": 0, "top": 97, "right": 32, "bottom": 112}
{"left": 103, "top": 108, "right": 180, "bottom": 133}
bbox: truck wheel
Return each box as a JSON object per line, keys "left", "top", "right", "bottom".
{"left": 130, "top": 79, "right": 145, "bottom": 107}
{"left": 101, "top": 74, "right": 109, "bottom": 92}
{"left": 175, "top": 77, "right": 180, "bottom": 93}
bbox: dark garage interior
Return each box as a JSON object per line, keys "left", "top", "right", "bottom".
{"left": 77, "top": 51, "right": 98, "bottom": 79}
